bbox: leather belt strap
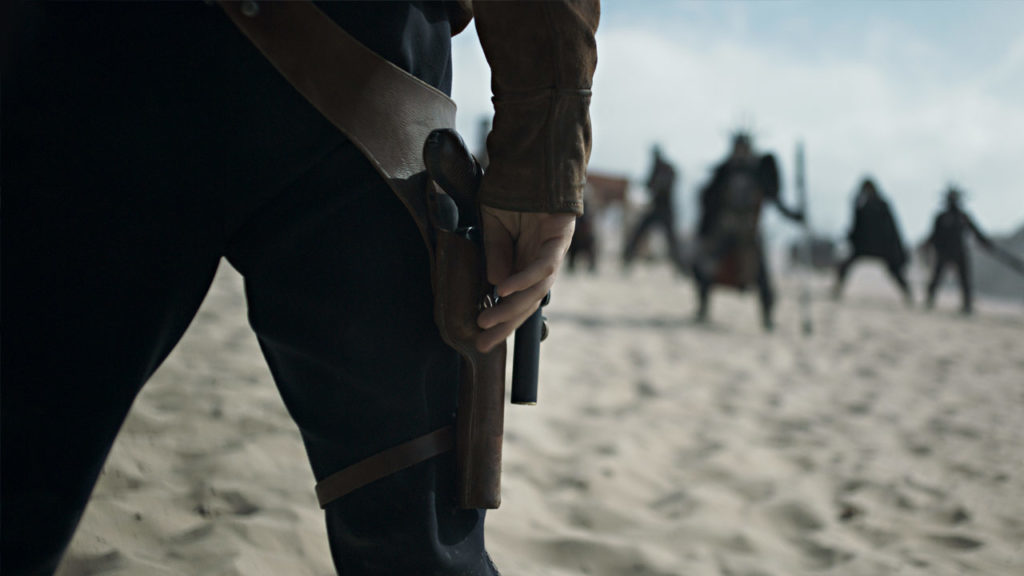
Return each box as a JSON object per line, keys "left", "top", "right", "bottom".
{"left": 220, "top": 1, "right": 459, "bottom": 506}
{"left": 315, "top": 426, "right": 455, "bottom": 508}
{"left": 220, "top": 0, "right": 457, "bottom": 250}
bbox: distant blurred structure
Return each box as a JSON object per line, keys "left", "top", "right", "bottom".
{"left": 833, "top": 178, "right": 912, "bottom": 303}
{"left": 621, "top": 145, "right": 685, "bottom": 273}
{"left": 970, "top": 224, "right": 1024, "bottom": 303}
{"left": 583, "top": 171, "right": 630, "bottom": 208}
{"left": 568, "top": 171, "right": 630, "bottom": 273}
{"left": 692, "top": 132, "right": 804, "bottom": 330}
{"left": 788, "top": 235, "right": 837, "bottom": 270}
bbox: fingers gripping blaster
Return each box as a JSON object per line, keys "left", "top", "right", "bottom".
{"left": 423, "top": 129, "right": 547, "bottom": 508}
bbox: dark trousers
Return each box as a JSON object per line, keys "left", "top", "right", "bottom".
{"left": 927, "top": 252, "right": 973, "bottom": 312}
{"left": 692, "top": 245, "right": 774, "bottom": 329}
{"left": 835, "top": 253, "right": 912, "bottom": 299}
{"left": 622, "top": 208, "right": 684, "bottom": 272}
{"left": 2, "top": 3, "right": 495, "bottom": 575}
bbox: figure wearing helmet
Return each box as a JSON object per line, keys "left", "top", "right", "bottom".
{"left": 924, "top": 186, "right": 993, "bottom": 314}
{"left": 693, "top": 132, "right": 804, "bottom": 330}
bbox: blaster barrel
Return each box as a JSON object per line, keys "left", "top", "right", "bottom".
{"left": 511, "top": 292, "right": 549, "bottom": 405}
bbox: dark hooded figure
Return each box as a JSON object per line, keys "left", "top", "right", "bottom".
{"left": 833, "top": 178, "right": 912, "bottom": 302}
{"left": 924, "top": 187, "right": 993, "bottom": 314}
{"left": 693, "top": 132, "right": 804, "bottom": 330}
{"left": 622, "top": 145, "right": 685, "bottom": 271}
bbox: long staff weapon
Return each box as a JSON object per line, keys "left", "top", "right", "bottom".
{"left": 795, "top": 142, "right": 813, "bottom": 335}
{"left": 987, "top": 243, "right": 1024, "bottom": 276}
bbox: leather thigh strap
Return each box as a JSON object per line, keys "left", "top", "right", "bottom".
{"left": 315, "top": 426, "right": 455, "bottom": 509}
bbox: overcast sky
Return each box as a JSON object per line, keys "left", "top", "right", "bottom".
{"left": 452, "top": 0, "right": 1024, "bottom": 243}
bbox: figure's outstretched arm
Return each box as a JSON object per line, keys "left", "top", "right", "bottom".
{"left": 759, "top": 153, "right": 803, "bottom": 224}
{"left": 773, "top": 198, "right": 805, "bottom": 223}
{"left": 965, "top": 213, "right": 994, "bottom": 250}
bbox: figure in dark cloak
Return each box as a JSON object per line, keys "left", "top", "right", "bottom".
{"left": 622, "top": 145, "right": 684, "bottom": 272}
{"left": 924, "top": 187, "right": 994, "bottom": 314}
{"left": 833, "top": 178, "right": 912, "bottom": 302}
{"left": 692, "top": 132, "right": 804, "bottom": 330}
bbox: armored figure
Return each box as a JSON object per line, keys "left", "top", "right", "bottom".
{"left": 833, "top": 178, "right": 912, "bottom": 302}
{"left": 693, "top": 133, "right": 803, "bottom": 330}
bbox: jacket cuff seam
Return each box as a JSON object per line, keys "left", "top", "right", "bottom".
{"left": 492, "top": 88, "right": 592, "bottom": 104}
{"left": 480, "top": 197, "right": 584, "bottom": 215}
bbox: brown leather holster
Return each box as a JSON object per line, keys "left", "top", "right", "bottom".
{"left": 221, "top": 1, "right": 505, "bottom": 509}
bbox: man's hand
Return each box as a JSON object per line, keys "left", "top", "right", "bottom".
{"left": 476, "top": 207, "right": 576, "bottom": 352}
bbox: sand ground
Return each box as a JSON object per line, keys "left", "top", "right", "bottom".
{"left": 56, "top": 257, "right": 1024, "bottom": 576}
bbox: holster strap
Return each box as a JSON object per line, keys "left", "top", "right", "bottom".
{"left": 220, "top": 0, "right": 456, "bottom": 252}
{"left": 315, "top": 426, "right": 455, "bottom": 509}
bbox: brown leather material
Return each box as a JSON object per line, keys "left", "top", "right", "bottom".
{"left": 433, "top": 229, "right": 507, "bottom": 509}
{"left": 472, "top": 1, "right": 600, "bottom": 215}
{"left": 220, "top": 0, "right": 456, "bottom": 252}
{"left": 315, "top": 426, "right": 455, "bottom": 509}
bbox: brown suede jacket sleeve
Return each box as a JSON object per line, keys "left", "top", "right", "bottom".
{"left": 469, "top": 1, "right": 600, "bottom": 216}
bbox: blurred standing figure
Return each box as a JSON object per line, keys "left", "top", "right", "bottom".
{"left": 833, "top": 178, "right": 912, "bottom": 303}
{"left": 622, "top": 145, "right": 684, "bottom": 272}
{"left": 924, "top": 187, "right": 993, "bottom": 314}
{"left": 568, "top": 197, "right": 598, "bottom": 273}
{"left": 693, "top": 132, "right": 804, "bottom": 330}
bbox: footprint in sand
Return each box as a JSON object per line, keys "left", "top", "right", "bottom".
{"left": 538, "top": 537, "right": 676, "bottom": 576}
{"left": 649, "top": 489, "right": 699, "bottom": 520}
{"left": 763, "top": 501, "right": 854, "bottom": 569}
{"left": 58, "top": 550, "right": 124, "bottom": 575}
{"left": 172, "top": 523, "right": 216, "bottom": 544}
{"left": 794, "top": 537, "right": 854, "bottom": 570}
{"left": 849, "top": 521, "right": 900, "bottom": 548}
{"left": 191, "top": 489, "right": 261, "bottom": 518}
{"left": 99, "top": 469, "right": 145, "bottom": 492}
{"left": 628, "top": 348, "right": 649, "bottom": 369}
{"left": 766, "top": 500, "right": 825, "bottom": 534}
{"left": 554, "top": 474, "right": 590, "bottom": 493}
{"left": 926, "top": 533, "right": 984, "bottom": 551}
{"left": 901, "top": 434, "right": 933, "bottom": 456}
{"left": 635, "top": 379, "right": 658, "bottom": 399}
{"left": 844, "top": 398, "right": 874, "bottom": 416}
{"left": 715, "top": 555, "right": 775, "bottom": 576}
{"left": 854, "top": 365, "right": 879, "bottom": 379}
{"left": 219, "top": 489, "right": 261, "bottom": 516}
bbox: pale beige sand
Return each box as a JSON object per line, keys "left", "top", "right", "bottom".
{"left": 57, "top": 258, "right": 1024, "bottom": 576}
